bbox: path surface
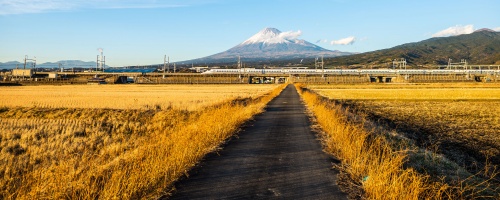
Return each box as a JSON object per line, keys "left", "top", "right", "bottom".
{"left": 168, "top": 85, "right": 347, "bottom": 199}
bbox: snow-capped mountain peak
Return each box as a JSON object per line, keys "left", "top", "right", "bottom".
{"left": 241, "top": 27, "right": 302, "bottom": 45}
{"left": 185, "top": 27, "right": 352, "bottom": 64}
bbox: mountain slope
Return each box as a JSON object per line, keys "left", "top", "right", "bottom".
{"left": 0, "top": 60, "right": 107, "bottom": 69}
{"left": 325, "top": 30, "right": 500, "bottom": 67}
{"left": 186, "top": 28, "right": 352, "bottom": 64}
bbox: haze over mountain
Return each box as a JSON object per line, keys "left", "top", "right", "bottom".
{"left": 0, "top": 60, "right": 109, "bottom": 69}
{"left": 183, "top": 28, "right": 352, "bottom": 64}
{"left": 323, "top": 29, "right": 500, "bottom": 68}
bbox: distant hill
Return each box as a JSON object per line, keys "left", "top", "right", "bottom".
{"left": 0, "top": 60, "right": 109, "bottom": 69}
{"left": 38, "top": 60, "right": 109, "bottom": 68}
{"left": 324, "top": 30, "right": 500, "bottom": 68}
{"left": 0, "top": 61, "right": 23, "bottom": 69}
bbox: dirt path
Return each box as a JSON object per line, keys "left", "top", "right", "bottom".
{"left": 167, "top": 85, "right": 347, "bottom": 199}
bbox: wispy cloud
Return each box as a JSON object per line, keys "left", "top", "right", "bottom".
{"left": 0, "top": 0, "right": 188, "bottom": 15}
{"left": 330, "top": 36, "right": 356, "bottom": 45}
{"left": 279, "top": 30, "right": 302, "bottom": 40}
{"left": 315, "top": 39, "right": 328, "bottom": 44}
{"left": 432, "top": 25, "right": 474, "bottom": 37}
{"left": 493, "top": 27, "right": 500, "bottom": 32}
{"left": 316, "top": 37, "right": 357, "bottom": 45}
{"left": 0, "top": 0, "right": 74, "bottom": 15}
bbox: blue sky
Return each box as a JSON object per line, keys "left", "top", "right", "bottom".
{"left": 0, "top": 0, "right": 499, "bottom": 67}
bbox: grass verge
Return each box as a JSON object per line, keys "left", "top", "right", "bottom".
{"left": 297, "top": 83, "right": 500, "bottom": 199}
{"left": 295, "top": 84, "right": 444, "bottom": 199}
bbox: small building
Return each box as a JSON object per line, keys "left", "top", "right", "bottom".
{"left": 12, "top": 69, "right": 33, "bottom": 77}
{"left": 48, "top": 73, "right": 58, "bottom": 79}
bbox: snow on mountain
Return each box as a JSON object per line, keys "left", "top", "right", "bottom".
{"left": 187, "top": 27, "right": 352, "bottom": 64}
{"left": 241, "top": 27, "right": 302, "bottom": 45}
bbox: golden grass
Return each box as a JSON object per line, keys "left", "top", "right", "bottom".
{"left": 355, "top": 101, "right": 500, "bottom": 159}
{"left": 0, "top": 84, "right": 277, "bottom": 110}
{"left": 308, "top": 84, "right": 500, "bottom": 167}
{"left": 0, "top": 84, "right": 285, "bottom": 199}
{"left": 295, "top": 84, "right": 434, "bottom": 199}
{"left": 312, "top": 88, "right": 500, "bottom": 100}
{"left": 302, "top": 83, "right": 500, "bottom": 199}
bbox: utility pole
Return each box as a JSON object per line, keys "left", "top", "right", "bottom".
{"left": 238, "top": 56, "right": 242, "bottom": 69}
{"left": 315, "top": 57, "right": 318, "bottom": 70}
{"left": 163, "top": 55, "right": 167, "bottom": 73}
{"left": 238, "top": 56, "right": 242, "bottom": 79}
{"left": 96, "top": 49, "right": 105, "bottom": 72}
{"left": 461, "top": 59, "right": 467, "bottom": 70}
{"left": 24, "top": 55, "right": 36, "bottom": 69}
{"left": 103, "top": 56, "right": 105, "bottom": 72}
{"left": 24, "top": 55, "right": 36, "bottom": 72}
{"left": 163, "top": 55, "right": 167, "bottom": 78}
{"left": 393, "top": 58, "right": 406, "bottom": 70}
{"left": 96, "top": 55, "right": 99, "bottom": 72}
{"left": 314, "top": 56, "right": 324, "bottom": 77}
{"left": 321, "top": 56, "right": 324, "bottom": 78}
{"left": 33, "top": 57, "right": 36, "bottom": 71}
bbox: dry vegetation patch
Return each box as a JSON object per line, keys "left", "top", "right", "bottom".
{"left": 303, "top": 83, "right": 500, "bottom": 199}
{"left": 0, "top": 84, "right": 277, "bottom": 110}
{"left": 296, "top": 84, "right": 431, "bottom": 199}
{"left": 352, "top": 101, "right": 500, "bottom": 166}
{"left": 0, "top": 84, "right": 284, "bottom": 199}
{"left": 311, "top": 87, "right": 500, "bottom": 101}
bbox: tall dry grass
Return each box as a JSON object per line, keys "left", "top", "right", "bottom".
{"left": 0, "top": 84, "right": 285, "bottom": 199}
{"left": 0, "top": 84, "right": 277, "bottom": 110}
{"left": 295, "top": 84, "right": 443, "bottom": 199}
{"left": 312, "top": 88, "right": 500, "bottom": 101}
{"left": 354, "top": 101, "right": 500, "bottom": 165}
{"left": 299, "top": 83, "right": 500, "bottom": 199}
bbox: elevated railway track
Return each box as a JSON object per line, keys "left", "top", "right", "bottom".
{"left": 2, "top": 68, "right": 500, "bottom": 84}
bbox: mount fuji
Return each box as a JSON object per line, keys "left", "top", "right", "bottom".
{"left": 185, "top": 28, "right": 352, "bottom": 64}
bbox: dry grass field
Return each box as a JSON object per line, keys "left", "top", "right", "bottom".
{"left": 0, "top": 84, "right": 277, "bottom": 110}
{"left": 296, "top": 84, "right": 431, "bottom": 199}
{"left": 309, "top": 84, "right": 500, "bottom": 167}
{"left": 301, "top": 83, "right": 500, "bottom": 199}
{"left": 314, "top": 88, "right": 500, "bottom": 100}
{"left": 0, "top": 84, "right": 285, "bottom": 199}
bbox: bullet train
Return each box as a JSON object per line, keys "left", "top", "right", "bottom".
{"left": 201, "top": 68, "right": 500, "bottom": 75}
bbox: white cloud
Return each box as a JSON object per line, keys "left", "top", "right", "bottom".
{"left": 0, "top": 0, "right": 187, "bottom": 15}
{"left": 493, "top": 27, "right": 500, "bottom": 32}
{"left": 279, "top": 30, "right": 302, "bottom": 40}
{"left": 316, "top": 39, "right": 328, "bottom": 44}
{"left": 330, "top": 36, "right": 356, "bottom": 45}
{"left": 0, "top": 0, "right": 74, "bottom": 15}
{"left": 432, "top": 25, "right": 475, "bottom": 37}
